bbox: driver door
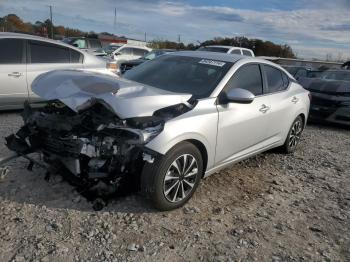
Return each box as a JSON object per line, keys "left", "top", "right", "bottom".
{"left": 215, "top": 63, "right": 270, "bottom": 166}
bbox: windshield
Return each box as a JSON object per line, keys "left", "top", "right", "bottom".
{"left": 124, "top": 55, "right": 233, "bottom": 99}
{"left": 198, "top": 46, "right": 230, "bottom": 53}
{"left": 320, "top": 71, "right": 350, "bottom": 81}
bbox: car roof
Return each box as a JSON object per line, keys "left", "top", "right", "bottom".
{"left": 322, "top": 69, "right": 350, "bottom": 73}
{"left": 166, "top": 51, "right": 293, "bottom": 77}
{"left": 167, "top": 51, "right": 246, "bottom": 63}
{"left": 202, "top": 45, "right": 231, "bottom": 49}
{"left": 283, "top": 65, "right": 311, "bottom": 69}
{"left": 119, "top": 44, "right": 150, "bottom": 49}
{"left": 156, "top": 49, "right": 175, "bottom": 52}
{"left": 0, "top": 32, "right": 83, "bottom": 51}
{"left": 204, "top": 45, "right": 252, "bottom": 50}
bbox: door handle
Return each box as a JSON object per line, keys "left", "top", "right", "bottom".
{"left": 259, "top": 104, "right": 270, "bottom": 113}
{"left": 8, "top": 72, "right": 23, "bottom": 78}
{"left": 292, "top": 96, "right": 299, "bottom": 104}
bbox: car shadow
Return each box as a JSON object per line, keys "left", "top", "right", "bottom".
{"left": 307, "top": 121, "right": 350, "bottom": 131}
{"left": 0, "top": 151, "right": 272, "bottom": 215}
{"left": 0, "top": 157, "right": 157, "bottom": 214}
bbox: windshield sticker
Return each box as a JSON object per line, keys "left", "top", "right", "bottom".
{"left": 199, "top": 59, "right": 226, "bottom": 67}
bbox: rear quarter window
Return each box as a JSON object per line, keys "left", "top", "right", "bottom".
{"left": 265, "top": 65, "right": 289, "bottom": 93}
{"left": 70, "top": 49, "right": 83, "bottom": 63}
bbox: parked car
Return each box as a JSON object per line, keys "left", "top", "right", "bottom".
{"left": 62, "top": 37, "right": 102, "bottom": 53}
{"left": 110, "top": 44, "right": 152, "bottom": 64}
{"left": 342, "top": 61, "right": 350, "bottom": 70}
{"left": 93, "top": 44, "right": 123, "bottom": 57}
{"left": 4, "top": 51, "right": 310, "bottom": 210}
{"left": 0, "top": 32, "right": 117, "bottom": 110}
{"left": 298, "top": 70, "right": 350, "bottom": 126}
{"left": 197, "top": 45, "right": 255, "bottom": 57}
{"left": 119, "top": 49, "right": 175, "bottom": 74}
{"left": 282, "top": 66, "right": 312, "bottom": 80}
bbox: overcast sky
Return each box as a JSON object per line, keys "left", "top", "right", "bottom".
{"left": 1, "top": 0, "right": 350, "bottom": 60}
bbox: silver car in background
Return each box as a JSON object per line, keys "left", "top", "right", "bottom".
{"left": 4, "top": 51, "right": 310, "bottom": 211}
{"left": 0, "top": 33, "right": 116, "bottom": 110}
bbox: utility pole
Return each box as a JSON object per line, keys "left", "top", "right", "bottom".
{"left": 144, "top": 32, "right": 147, "bottom": 43}
{"left": 178, "top": 34, "right": 181, "bottom": 44}
{"left": 113, "top": 7, "right": 117, "bottom": 35}
{"left": 49, "top": 5, "right": 53, "bottom": 39}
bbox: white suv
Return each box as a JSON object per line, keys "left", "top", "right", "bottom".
{"left": 111, "top": 45, "right": 152, "bottom": 64}
{"left": 198, "top": 45, "right": 255, "bottom": 57}
{"left": 0, "top": 33, "right": 116, "bottom": 110}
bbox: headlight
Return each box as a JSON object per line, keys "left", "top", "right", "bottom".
{"left": 140, "top": 124, "right": 163, "bottom": 143}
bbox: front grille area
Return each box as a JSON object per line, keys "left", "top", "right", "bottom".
{"left": 39, "top": 136, "right": 83, "bottom": 157}
{"left": 311, "top": 96, "right": 338, "bottom": 107}
{"left": 335, "top": 115, "right": 350, "bottom": 122}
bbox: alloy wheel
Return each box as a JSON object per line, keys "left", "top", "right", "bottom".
{"left": 163, "top": 154, "right": 198, "bottom": 203}
{"left": 289, "top": 119, "right": 303, "bottom": 149}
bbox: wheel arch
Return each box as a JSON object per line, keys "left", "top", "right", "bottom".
{"left": 184, "top": 139, "right": 208, "bottom": 177}
{"left": 298, "top": 113, "right": 306, "bottom": 127}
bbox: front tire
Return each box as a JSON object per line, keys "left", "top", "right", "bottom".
{"left": 282, "top": 116, "right": 304, "bottom": 154}
{"left": 141, "top": 142, "right": 203, "bottom": 211}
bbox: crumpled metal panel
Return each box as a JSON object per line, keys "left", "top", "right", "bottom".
{"left": 32, "top": 70, "right": 192, "bottom": 119}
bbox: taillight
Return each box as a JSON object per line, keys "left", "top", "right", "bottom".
{"left": 106, "top": 62, "right": 119, "bottom": 74}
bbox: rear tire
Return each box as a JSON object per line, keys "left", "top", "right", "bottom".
{"left": 141, "top": 142, "right": 203, "bottom": 211}
{"left": 281, "top": 116, "right": 304, "bottom": 154}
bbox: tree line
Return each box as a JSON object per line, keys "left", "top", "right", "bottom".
{"left": 148, "top": 37, "right": 295, "bottom": 58}
{"left": 1, "top": 14, "right": 295, "bottom": 58}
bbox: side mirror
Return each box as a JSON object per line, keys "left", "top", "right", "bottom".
{"left": 114, "top": 52, "right": 121, "bottom": 56}
{"left": 219, "top": 88, "right": 255, "bottom": 104}
{"left": 72, "top": 43, "right": 79, "bottom": 48}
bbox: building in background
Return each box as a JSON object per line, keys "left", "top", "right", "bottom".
{"left": 98, "top": 34, "right": 147, "bottom": 47}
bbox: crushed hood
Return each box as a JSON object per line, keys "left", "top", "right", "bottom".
{"left": 31, "top": 70, "right": 192, "bottom": 119}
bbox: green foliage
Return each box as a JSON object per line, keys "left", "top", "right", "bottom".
{"left": 148, "top": 39, "right": 185, "bottom": 50}
{"left": 199, "top": 37, "right": 295, "bottom": 58}
{"left": 0, "top": 14, "right": 88, "bottom": 38}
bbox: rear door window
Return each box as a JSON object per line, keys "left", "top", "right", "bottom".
{"left": 119, "top": 48, "right": 133, "bottom": 55}
{"left": 265, "top": 65, "right": 289, "bottom": 93}
{"left": 133, "top": 48, "right": 148, "bottom": 56}
{"left": 230, "top": 49, "right": 242, "bottom": 55}
{"left": 29, "top": 40, "right": 71, "bottom": 63}
{"left": 242, "top": 50, "right": 253, "bottom": 56}
{"left": 0, "top": 38, "right": 24, "bottom": 64}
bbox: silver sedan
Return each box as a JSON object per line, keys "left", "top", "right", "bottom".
{"left": 4, "top": 51, "right": 310, "bottom": 211}
{"left": 0, "top": 32, "right": 116, "bottom": 110}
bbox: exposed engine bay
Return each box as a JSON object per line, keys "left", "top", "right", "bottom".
{"left": 4, "top": 100, "right": 192, "bottom": 209}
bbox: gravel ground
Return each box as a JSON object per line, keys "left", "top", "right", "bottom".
{"left": 0, "top": 112, "right": 349, "bottom": 262}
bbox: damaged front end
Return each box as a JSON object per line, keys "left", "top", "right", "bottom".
{"left": 5, "top": 101, "right": 168, "bottom": 205}
{"left": 2, "top": 70, "right": 195, "bottom": 209}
